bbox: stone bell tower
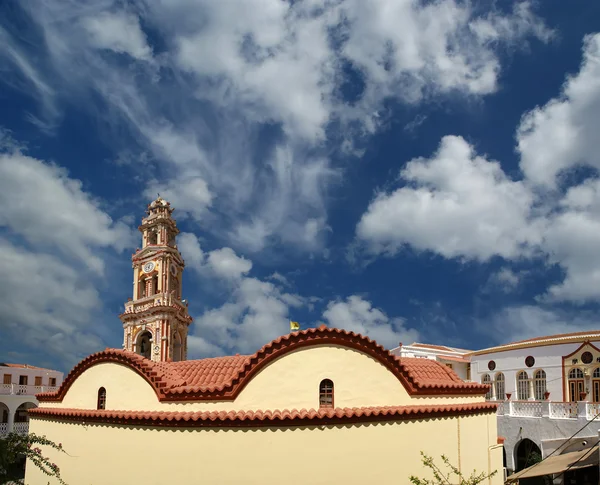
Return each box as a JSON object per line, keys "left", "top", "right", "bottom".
{"left": 119, "top": 196, "right": 192, "bottom": 362}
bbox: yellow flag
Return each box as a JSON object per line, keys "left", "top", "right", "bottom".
{"left": 290, "top": 320, "right": 300, "bottom": 331}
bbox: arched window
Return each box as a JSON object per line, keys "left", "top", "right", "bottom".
{"left": 568, "top": 368, "right": 585, "bottom": 402}
{"left": 482, "top": 374, "right": 492, "bottom": 399}
{"left": 97, "top": 387, "right": 106, "bottom": 410}
{"left": 147, "top": 230, "right": 158, "bottom": 245}
{"left": 494, "top": 373, "right": 505, "bottom": 401}
{"left": 533, "top": 370, "right": 547, "bottom": 400}
{"left": 319, "top": 379, "right": 334, "bottom": 409}
{"left": 593, "top": 368, "right": 600, "bottom": 403}
{"left": 152, "top": 274, "right": 159, "bottom": 295}
{"left": 517, "top": 371, "right": 530, "bottom": 400}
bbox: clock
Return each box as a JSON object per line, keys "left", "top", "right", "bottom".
{"left": 143, "top": 261, "right": 155, "bottom": 273}
{"left": 170, "top": 263, "right": 177, "bottom": 276}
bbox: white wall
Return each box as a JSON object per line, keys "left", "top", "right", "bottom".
{"left": 0, "top": 366, "right": 63, "bottom": 387}
{"left": 471, "top": 341, "right": 600, "bottom": 401}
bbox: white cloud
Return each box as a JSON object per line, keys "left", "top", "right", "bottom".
{"left": 541, "top": 178, "right": 600, "bottom": 302}
{"left": 486, "top": 267, "right": 525, "bottom": 293}
{"left": 0, "top": 238, "right": 105, "bottom": 366}
{"left": 517, "top": 34, "right": 600, "bottom": 187}
{"left": 321, "top": 295, "right": 419, "bottom": 349}
{"left": 483, "top": 305, "right": 600, "bottom": 346}
{"left": 356, "top": 135, "right": 543, "bottom": 261}
{"left": 207, "top": 247, "right": 252, "bottom": 280}
{"left": 81, "top": 12, "right": 152, "bottom": 61}
{"left": 178, "top": 232, "right": 205, "bottom": 272}
{"left": 190, "top": 277, "right": 305, "bottom": 356}
{"left": 3, "top": 0, "right": 550, "bottom": 254}
{"left": 0, "top": 150, "right": 135, "bottom": 273}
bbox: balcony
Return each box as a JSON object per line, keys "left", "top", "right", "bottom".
{"left": 0, "top": 384, "right": 59, "bottom": 396}
{"left": 495, "top": 400, "right": 595, "bottom": 420}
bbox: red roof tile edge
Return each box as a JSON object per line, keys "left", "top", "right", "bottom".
{"left": 37, "top": 326, "right": 490, "bottom": 403}
{"left": 29, "top": 402, "right": 498, "bottom": 428}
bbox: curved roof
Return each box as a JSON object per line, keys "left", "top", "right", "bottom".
{"left": 38, "top": 326, "right": 488, "bottom": 403}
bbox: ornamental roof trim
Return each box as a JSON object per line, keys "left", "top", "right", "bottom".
{"left": 29, "top": 402, "right": 498, "bottom": 428}
{"left": 37, "top": 326, "right": 488, "bottom": 403}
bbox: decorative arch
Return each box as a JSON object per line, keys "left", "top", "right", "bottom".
{"left": 172, "top": 330, "right": 183, "bottom": 362}
{"left": 514, "top": 438, "right": 542, "bottom": 472}
{"left": 38, "top": 326, "right": 490, "bottom": 404}
{"left": 136, "top": 330, "right": 153, "bottom": 359}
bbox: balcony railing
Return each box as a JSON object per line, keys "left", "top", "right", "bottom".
{"left": 0, "top": 384, "right": 59, "bottom": 396}
{"left": 12, "top": 422, "right": 29, "bottom": 435}
{"left": 512, "top": 401, "right": 543, "bottom": 418}
{"left": 0, "top": 422, "right": 29, "bottom": 437}
{"left": 549, "top": 402, "right": 578, "bottom": 419}
{"left": 493, "top": 399, "right": 587, "bottom": 420}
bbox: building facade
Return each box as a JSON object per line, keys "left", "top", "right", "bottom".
{"left": 0, "top": 363, "right": 62, "bottom": 436}
{"left": 470, "top": 332, "right": 600, "bottom": 478}
{"left": 25, "top": 197, "right": 503, "bottom": 485}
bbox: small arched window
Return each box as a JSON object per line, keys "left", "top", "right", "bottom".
{"left": 517, "top": 371, "right": 530, "bottom": 400}
{"left": 97, "top": 387, "right": 106, "bottom": 410}
{"left": 319, "top": 379, "right": 334, "bottom": 409}
{"left": 482, "top": 374, "right": 492, "bottom": 400}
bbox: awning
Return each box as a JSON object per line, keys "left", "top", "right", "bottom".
{"left": 506, "top": 444, "right": 599, "bottom": 482}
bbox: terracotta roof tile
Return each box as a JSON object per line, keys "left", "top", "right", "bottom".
{"left": 38, "top": 326, "right": 489, "bottom": 403}
{"left": 29, "top": 402, "right": 498, "bottom": 428}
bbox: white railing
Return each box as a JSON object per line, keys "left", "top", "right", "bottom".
{"left": 549, "top": 402, "right": 578, "bottom": 419}
{"left": 0, "top": 384, "right": 58, "bottom": 396}
{"left": 12, "top": 422, "right": 29, "bottom": 435}
{"left": 586, "top": 403, "right": 600, "bottom": 420}
{"left": 512, "top": 401, "right": 543, "bottom": 417}
{"left": 496, "top": 401, "right": 507, "bottom": 415}
{"left": 0, "top": 423, "right": 7, "bottom": 436}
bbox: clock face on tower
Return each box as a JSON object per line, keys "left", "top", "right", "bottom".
{"left": 170, "top": 263, "right": 177, "bottom": 276}
{"left": 143, "top": 261, "right": 156, "bottom": 273}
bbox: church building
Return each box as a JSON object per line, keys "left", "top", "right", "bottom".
{"left": 26, "top": 197, "right": 503, "bottom": 485}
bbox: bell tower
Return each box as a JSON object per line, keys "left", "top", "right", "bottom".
{"left": 119, "top": 196, "right": 192, "bottom": 362}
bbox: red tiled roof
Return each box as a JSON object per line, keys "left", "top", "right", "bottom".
{"left": 37, "top": 326, "right": 489, "bottom": 403}
{"left": 29, "top": 402, "right": 498, "bottom": 428}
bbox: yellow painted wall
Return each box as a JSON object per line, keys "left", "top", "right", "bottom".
{"left": 27, "top": 411, "right": 502, "bottom": 485}
{"left": 45, "top": 346, "right": 482, "bottom": 412}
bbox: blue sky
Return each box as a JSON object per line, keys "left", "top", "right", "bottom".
{"left": 1, "top": 0, "right": 600, "bottom": 373}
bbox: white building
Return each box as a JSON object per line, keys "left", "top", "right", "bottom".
{"left": 470, "top": 331, "right": 600, "bottom": 481}
{"left": 400, "top": 332, "right": 600, "bottom": 484}
{"left": 0, "top": 362, "right": 63, "bottom": 436}
{"left": 390, "top": 342, "right": 471, "bottom": 380}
